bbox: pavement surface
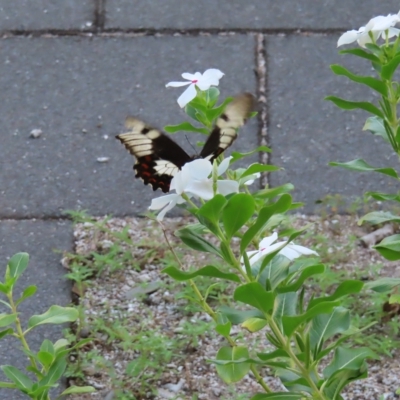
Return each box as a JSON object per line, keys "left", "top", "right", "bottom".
{"left": 1, "top": 1, "right": 399, "bottom": 398}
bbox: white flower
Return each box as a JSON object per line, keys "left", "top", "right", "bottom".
{"left": 338, "top": 12, "right": 400, "bottom": 47}
{"left": 245, "top": 232, "right": 318, "bottom": 266}
{"left": 241, "top": 172, "right": 261, "bottom": 186}
{"left": 166, "top": 68, "right": 224, "bottom": 108}
{"left": 149, "top": 158, "right": 238, "bottom": 220}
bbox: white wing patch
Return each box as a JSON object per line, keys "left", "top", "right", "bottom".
{"left": 153, "top": 160, "right": 180, "bottom": 176}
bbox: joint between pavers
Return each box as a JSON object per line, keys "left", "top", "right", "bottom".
{"left": 94, "top": 0, "right": 106, "bottom": 31}
{"left": 0, "top": 27, "right": 344, "bottom": 40}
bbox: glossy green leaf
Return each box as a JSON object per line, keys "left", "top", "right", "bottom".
{"left": 362, "top": 116, "right": 389, "bottom": 142}
{"left": 28, "top": 305, "right": 78, "bottom": 329}
{"left": 234, "top": 282, "right": 275, "bottom": 313}
{"left": 310, "top": 307, "right": 350, "bottom": 352}
{"left": 241, "top": 317, "right": 268, "bottom": 332}
{"left": 365, "top": 277, "right": 400, "bottom": 292}
{"left": 329, "top": 159, "right": 398, "bottom": 179}
{"left": 8, "top": 253, "right": 29, "bottom": 279}
{"left": 282, "top": 301, "right": 341, "bottom": 337}
{"left": 205, "top": 97, "right": 233, "bottom": 121}
{"left": 365, "top": 191, "right": 400, "bottom": 202}
{"left": 219, "top": 306, "right": 264, "bottom": 324}
{"left": 338, "top": 48, "right": 380, "bottom": 62}
{"left": 273, "top": 292, "right": 297, "bottom": 322}
{"left": 215, "top": 346, "right": 250, "bottom": 383}
{"left": 381, "top": 54, "right": 400, "bottom": 80}
{"left": 16, "top": 285, "right": 37, "bottom": 306}
{"left": 204, "top": 87, "right": 220, "bottom": 107}
{"left": 164, "top": 121, "right": 209, "bottom": 135}
{"left": 37, "top": 351, "right": 54, "bottom": 370}
{"left": 0, "top": 328, "right": 13, "bottom": 340}
{"left": 251, "top": 393, "right": 305, "bottom": 400}
{"left": 240, "top": 194, "right": 292, "bottom": 254}
{"left": 239, "top": 163, "right": 280, "bottom": 179}
{"left": 175, "top": 227, "right": 222, "bottom": 257}
{"left": 0, "top": 313, "right": 16, "bottom": 328}
{"left": 359, "top": 211, "right": 400, "bottom": 225}
{"left": 308, "top": 280, "right": 363, "bottom": 309}
{"left": 257, "top": 349, "right": 289, "bottom": 362}
{"left": 162, "top": 265, "right": 240, "bottom": 282}
{"left": 254, "top": 183, "right": 294, "bottom": 200}
{"left": 1, "top": 366, "right": 33, "bottom": 391}
{"left": 325, "top": 96, "right": 384, "bottom": 118}
{"left": 374, "top": 234, "right": 400, "bottom": 260}
{"left": 196, "top": 194, "right": 227, "bottom": 233}
{"left": 330, "top": 64, "right": 387, "bottom": 96}
{"left": 230, "top": 146, "right": 271, "bottom": 163}
{"left": 215, "top": 320, "right": 231, "bottom": 337}
{"left": 60, "top": 386, "right": 96, "bottom": 395}
{"left": 323, "top": 347, "right": 378, "bottom": 379}
{"left": 277, "top": 264, "right": 325, "bottom": 293}
{"left": 38, "top": 357, "right": 66, "bottom": 387}
{"left": 222, "top": 193, "right": 255, "bottom": 239}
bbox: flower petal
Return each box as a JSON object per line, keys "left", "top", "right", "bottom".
{"left": 182, "top": 72, "right": 201, "bottom": 81}
{"left": 196, "top": 68, "right": 224, "bottom": 90}
{"left": 166, "top": 81, "right": 192, "bottom": 88}
{"left": 149, "top": 194, "right": 181, "bottom": 210}
{"left": 280, "top": 243, "right": 318, "bottom": 261}
{"left": 217, "top": 180, "right": 239, "bottom": 196}
{"left": 217, "top": 157, "right": 232, "bottom": 175}
{"left": 186, "top": 159, "right": 213, "bottom": 180}
{"left": 258, "top": 232, "right": 278, "bottom": 249}
{"left": 337, "top": 30, "right": 360, "bottom": 46}
{"left": 177, "top": 84, "right": 197, "bottom": 108}
{"left": 185, "top": 179, "right": 214, "bottom": 200}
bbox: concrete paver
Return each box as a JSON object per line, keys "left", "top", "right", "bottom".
{"left": 268, "top": 35, "right": 398, "bottom": 212}
{"left": 0, "top": 220, "right": 72, "bottom": 399}
{"left": 0, "top": 0, "right": 95, "bottom": 31}
{"left": 0, "top": 35, "right": 257, "bottom": 218}
{"left": 106, "top": 0, "right": 400, "bottom": 30}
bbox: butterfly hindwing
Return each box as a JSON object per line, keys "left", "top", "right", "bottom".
{"left": 116, "top": 117, "right": 192, "bottom": 193}
{"left": 200, "top": 92, "right": 255, "bottom": 161}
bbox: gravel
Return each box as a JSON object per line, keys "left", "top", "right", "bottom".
{"left": 65, "top": 214, "right": 400, "bottom": 400}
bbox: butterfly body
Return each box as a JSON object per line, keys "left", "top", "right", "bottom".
{"left": 117, "top": 93, "right": 255, "bottom": 193}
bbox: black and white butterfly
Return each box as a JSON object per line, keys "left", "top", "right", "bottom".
{"left": 116, "top": 93, "right": 255, "bottom": 193}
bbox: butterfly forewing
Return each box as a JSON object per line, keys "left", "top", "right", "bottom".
{"left": 117, "top": 117, "right": 191, "bottom": 193}
{"left": 200, "top": 92, "right": 255, "bottom": 160}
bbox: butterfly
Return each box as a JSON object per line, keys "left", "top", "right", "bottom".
{"left": 116, "top": 92, "right": 255, "bottom": 193}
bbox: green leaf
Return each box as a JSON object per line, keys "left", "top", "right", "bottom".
{"left": 282, "top": 301, "right": 341, "bottom": 337}
{"left": 251, "top": 393, "right": 305, "bottom": 400}
{"left": 362, "top": 116, "right": 389, "bottom": 142}
{"left": 162, "top": 265, "right": 240, "bottom": 283}
{"left": 310, "top": 307, "right": 350, "bottom": 352}
{"left": 37, "top": 351, "right": 54, "bottom": 370}
{"left": 0, "top": 328, "right": 13, "bottom": 339}
{"left": 254, "top": 183, "right": 294, "bottom": 200}
{"left": 240, "top": 194, "right": 292, "bottom": 254}
{"left": 16, "top": 285, "right": 37, "bottom": 306}
{"left": 323, "top": 347, "right": 378, "bottom": 379}
{"left": 374, "top": 234, "right": 400, "bottom": 260}
{"left": 28, "top": 306, "right": 78, "bottom": 329}
{"left": 206, "top": 97, "right": 233, "bottom": 122}
{"left": 215, "top": 346, "right": 250, "bottom": 383}
{"left": 38, "top": 357, "right": 66, "bottom": 387}
{"left": 1, "top": 366, "right": 33, "bottom": 391}
{"left": 381, "top": 54, "right": 400, "bottom": 80}
{"left": 230, "top": 146, "right": 271, "bottom": 163}
{"left": 59, "top": 386, "right": 96, "bottom": 396}
{"left": 325, "top": 96, "right": 384, "bottom": 118}
{"left": 8, "top": 253, "right": 29, "bottom": 279}
{"left": 365, "top": 277, "right": 400, "bottom": 292}
{"left": 222, "top": 193, "right": 255, "bottom": 239}
{"left": 329, "top": 159, "right": 399, "bottom": 179}
{"left": 175, "top": 227, "right": 222, "bottom": 257}
{"left": 308, "top": 280, "right": 363, "bottom": 309}
{"left": 204, "top": 87, "right": 220, "bottom": 107}
{"left": 359, "top": 211, "right": 400, "bottom": 225}
{"left": 164, "top": 121, "right": 209, "bottom": 135}
{"left": 365, "top": 191, "right": 400, "bottom": 202}
{"left": 239, "top": 163, "right": 280, "bottom": 179}
{"left": 338, "top": 48, "right": 380, "bottom": 63}
{"left": 234, "top": 283, "right": 275, "bottom": 313}
{"left": 273, "top": 292, "right": 297, "bottom": 323}
{"left": 241, "top": 317, "right": 268, "bottom": 332}
{"left": 257, "top": 349, "right": 289, "bottom": 362}
{"left": 330, "top": 64, "right": 387, "bottom": 96}
{"left": 219, "top": 306, "right": 265, "bottom": 324}
{"left": 277, "top": 264, "right": 325, "bottom": 293}
{"left": 0, "top": 314, "right": 16, "bottom": 328}
{"left": 196, "top": 194, "right": 227, "bottom": 234}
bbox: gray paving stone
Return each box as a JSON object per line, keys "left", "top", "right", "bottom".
{"left": 0, "top": 220, "right": 72, "bottom": 399}
{"left": 0, "top": 35, "right": 258, "bottom": 218}
{"left": 268, "top": 35, "right": 398, "bottom": 212}
{"left": 106, "top": 0, "right": 400, "bottom": 30}
{"left": 0, "top": 0, "right": 95, "bottom": 31}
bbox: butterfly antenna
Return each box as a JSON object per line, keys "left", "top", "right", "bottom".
{"left": 185, "top": 135, "right": 199, "bottom": 156}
